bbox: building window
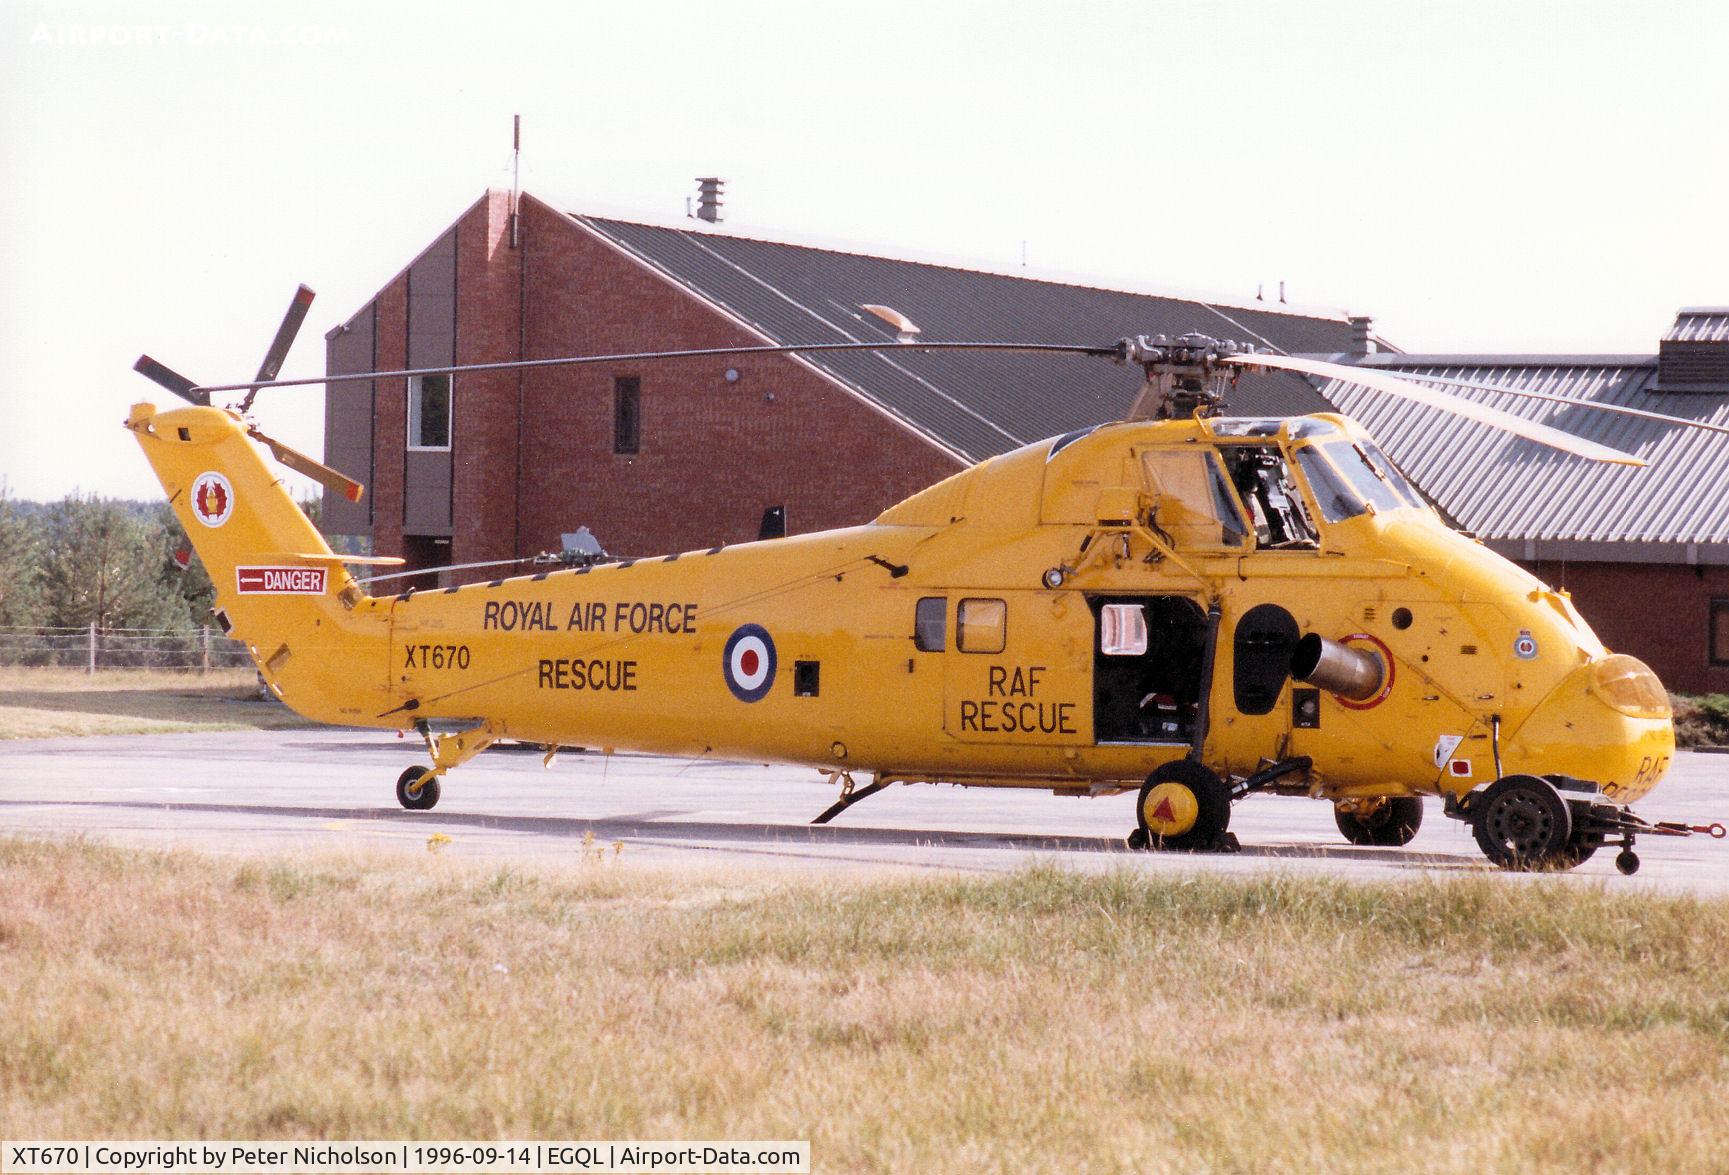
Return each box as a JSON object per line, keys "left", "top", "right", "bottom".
{"left": 914, "top": 597, "right": 946, "bottom": 652}
{"left": 614, "top": 376, "right": 641, "bottom": 454}
{"left": 1712, "top": 599, "right": 1729, "bottom": 666}
{"left": 958, "top": 598, "right": 1007, "bottom": 654}
{"left": 407, "top": 374, "right": 451, "bottom": 450}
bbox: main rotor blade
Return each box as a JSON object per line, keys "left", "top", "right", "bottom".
{"left": 256, "top": 285, "right": 316, "bottom": 384}
{"left": 1224, "top": 353, "right": 1647, "bottom": 467}
{"left": 189, "top": 340, "right": 1117, "bottom": 395}
{"left": 246, "top": 425, "right": 364, "bottom": 503}
{"left": 132, "top": 355, "right": 208, "bottom": 406}
{"left": 1366, "top": 368, "right": 1729, "bottom": 437}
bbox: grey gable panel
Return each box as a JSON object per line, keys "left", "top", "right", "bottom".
{"left": 579, "top": 216, "right": 1349, "bottom": 458}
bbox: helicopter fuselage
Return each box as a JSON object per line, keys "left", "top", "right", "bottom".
{"left": 131, "top": 401, "right": 1673, "bottom": 814}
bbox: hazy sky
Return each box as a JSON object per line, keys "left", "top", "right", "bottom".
{"left": 3, "top": 0, "right": 1726, "bottom": 501}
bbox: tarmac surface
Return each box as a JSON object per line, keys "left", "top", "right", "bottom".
{"left": 2, "top": 728, "right": 1727, "bottom": 890}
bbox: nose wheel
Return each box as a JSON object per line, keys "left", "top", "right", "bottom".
{"left": 1471, "top": 775, "right": 1573, "bottom": 870}
{"left": 396, "top": 766, "right": 441, "bottom": 811}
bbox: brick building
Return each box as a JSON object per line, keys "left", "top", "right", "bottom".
{"left": 323, "top": 190, "right": 1729, "bottom": 692}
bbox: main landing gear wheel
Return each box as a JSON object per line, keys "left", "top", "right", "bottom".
{"left": 396, "top": 767, "right": 441, "bottom": 811}
{"left": 1334, "top": 796, "right": 1425, "bottom": 847}
{"left": 1132, "top": 761, "right": 1232, "bottom": 852}
{"left": 1472, "top": 775, "right": 1572, "bottom": 871}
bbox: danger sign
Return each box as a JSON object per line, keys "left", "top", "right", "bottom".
{"left": 236, "top": 566, "right": 328, "bottom": 595}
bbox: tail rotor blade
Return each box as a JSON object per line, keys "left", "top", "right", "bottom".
{"left": 255, "top": 285, "right": 316, "bottom": 384}
{"left": 133, "top": 355, "right": 208, "bottom": 406}
{"left": 246, "top": 425, "right": 364, "bottom": 503}
{"left": 1223, "top": 353, "right": 1647, "bottom": 467}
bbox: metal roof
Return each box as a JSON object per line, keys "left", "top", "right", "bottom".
{"left": 1318, "top": 355, "right": 1729, "bottom": 545}
{"left": 573, "top": 213, "right": 1358, "bottom": 461}
{"left": 1666, "top": 309, "right": 1729, "bottom": 343}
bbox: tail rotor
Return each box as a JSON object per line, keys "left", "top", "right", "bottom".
{"left": 132, "top": 284, "right": 366, "bottom": 503}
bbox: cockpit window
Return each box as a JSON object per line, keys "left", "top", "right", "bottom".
{"left": 1208, "top": 419, "right": 1287, "bottom": 439}
{"left": 1354, "top": 437, "right": 1431, "bottom": 511}
{"left": 1219, "top": 445, "right": 1319, "bottom": 548}
{"left": 1295, "top": 445, "right": 1368, "bottom": 523}
{"left": 1321, "top": 440, "right": 1407, "bottom": 515}
{"left": 1210, "top": 418, "right": 1340, "bottom": 441}
{"left": 1296, "top": 441, "right": 1420, "bottom": 522}
{"left": 1139, "top": 450, "right": 1248, "bottom": 548}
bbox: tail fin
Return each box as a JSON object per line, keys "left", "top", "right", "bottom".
{"left": 127, "top": 400, "right": 393, "bottom": 725}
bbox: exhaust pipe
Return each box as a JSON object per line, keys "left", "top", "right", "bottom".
{"left": 1291, "top": 634, "right": 1384, "bottom": 702}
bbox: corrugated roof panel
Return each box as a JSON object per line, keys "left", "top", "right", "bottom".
{"left": 577, "top": 215, "right": 1351, "bottom": 459}
{"left": 1319, "top": 360, "right": 1729, "bottom": 543}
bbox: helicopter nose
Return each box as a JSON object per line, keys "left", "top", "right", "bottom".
{"left": 1505, "top": 655, "right": 1675, "bottom": 804}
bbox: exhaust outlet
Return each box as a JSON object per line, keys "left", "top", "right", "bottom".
{"left": 1291, "top": 634, "right": 1384, "bottom": 702}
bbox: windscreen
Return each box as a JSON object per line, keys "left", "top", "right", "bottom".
{"left": 1295, "top": 441, "right": 1419, "bottom": 522}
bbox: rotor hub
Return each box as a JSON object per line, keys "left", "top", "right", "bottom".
{"left": 1116, "top": 333, "right": 1256, "bottom": 419}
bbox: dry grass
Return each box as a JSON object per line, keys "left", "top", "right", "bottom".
{"left": 3, "top": 837, "right": 1729, "bottom": 1173}
{"left": 0, "top": 667, "right": 315, "bottom": 738}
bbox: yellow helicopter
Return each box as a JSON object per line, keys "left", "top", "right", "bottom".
{"left": 130, "top": 289, "right": 1729, "bottom": 874}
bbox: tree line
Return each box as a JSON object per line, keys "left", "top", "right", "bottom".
{"left": 0, "top": 493, "right": 322, "bottom": 635}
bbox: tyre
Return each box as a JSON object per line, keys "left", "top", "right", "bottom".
{"left": 395, "top": 766, "right": 441, "bottom": 811}
{"left": 1334, "top": 796, "right": 1424, "bottom": 847}
{"left": 1136, "top": 760, "right": 1231, "bottom": 851}
{"left": 1472, "top": 775, "right": 1572, "bottom": 870}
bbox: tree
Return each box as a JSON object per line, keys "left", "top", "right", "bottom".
{"left": 38, "top": 495, "right": 190, "bottom": 632}
{"left": 0, "top": 488, "right": 45, "bottom": 629}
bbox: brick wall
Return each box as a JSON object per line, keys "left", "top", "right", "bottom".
{"left": 369, "top": 273, "right": 409, "bottom": 560}
{"left": 452, "top": 190, "right": 521, "bottom": 568}
{"left": 1520, "top": 559, "right": 1729, "bottom": 695}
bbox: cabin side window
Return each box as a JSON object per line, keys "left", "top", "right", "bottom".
{"left": 914, "top": 597, "right": 946, "bottom": 652}
{"left": 957, "top": 598, "right": 1007, "bottom": 654}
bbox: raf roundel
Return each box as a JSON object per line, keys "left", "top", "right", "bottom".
{"left": 722, "top": 624, "right": 777, "bottom": 703}
{"left": 190, "top": 471, "right": 235, "bottom": 528}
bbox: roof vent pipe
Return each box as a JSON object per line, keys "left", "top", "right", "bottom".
{"left": 1348, "top": 315, "right": 1374, "bottom": 356}
{"left": 695, "top": 177, "right": 724, "bottom": 223}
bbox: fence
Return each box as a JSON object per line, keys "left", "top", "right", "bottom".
{"left": 0, "top": 624, "right": 254, "bottom": 671}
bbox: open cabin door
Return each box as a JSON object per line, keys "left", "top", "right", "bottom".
{"left": 1089, "top": 595, "right": 1210, "bottom": 745}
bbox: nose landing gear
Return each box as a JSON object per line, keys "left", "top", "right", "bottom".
{"left": 1454, "top": 773, "right": 1722, "bottom": 873}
